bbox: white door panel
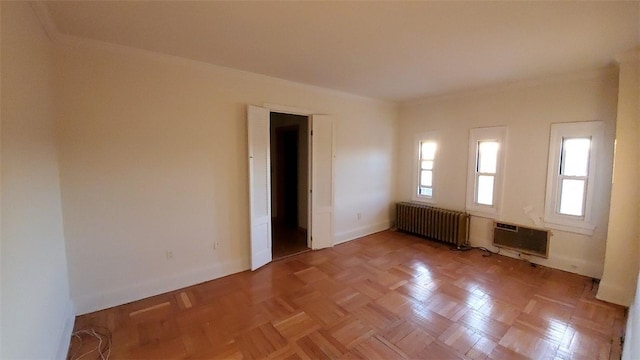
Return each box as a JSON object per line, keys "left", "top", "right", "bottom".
{"left": 311, "top": 115, "right": 334, "bottom": 250}
{"left": 247, "top": 105, "right": 272, "bottom": 270}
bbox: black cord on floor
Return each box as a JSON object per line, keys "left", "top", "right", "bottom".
{"left": 452, "top": 244, "right": 500, "bottom": 257}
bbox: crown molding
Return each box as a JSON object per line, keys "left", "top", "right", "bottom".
{"left": 27, "top": 1, "right": 395, "bottom": 108}
{"left": 401, "top": 65, "right": 618, "bottom": 108}
{"left": 55, "top": 33, "right": 397, "bottom": 108}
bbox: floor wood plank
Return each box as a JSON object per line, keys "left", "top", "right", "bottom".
{"left": 69, "top": 230, "right": 626, "bottom": 359}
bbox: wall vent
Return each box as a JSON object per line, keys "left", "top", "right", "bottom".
{"left": 493, "top": 221, "right": 550, "bottom": 258}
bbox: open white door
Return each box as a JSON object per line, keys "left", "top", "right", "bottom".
{"left": 311, "top": 115, "right": 334, "bottom": 249}
{"left": 247, "top": 105, "right": 272, "bottom": 270}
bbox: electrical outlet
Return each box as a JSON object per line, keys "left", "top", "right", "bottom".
{"left": 214, "top": 242, "right": 220, "bottom": 250}
{"left": 166, "top": 250, "right": 173, "bottom": 260}
{"left": 357, "top": 212, "right": 362, "bottom": 220}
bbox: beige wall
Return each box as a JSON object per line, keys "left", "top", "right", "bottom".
{"left": 1, "top": 2, "right": 73, "bottom": 358}
{"left": 397, "top": 68, "right": 618, "bottom": 278}
{"left": 55, "top": 38, "right": 397, "bottom": 314}
{"left": 598, "top": 53, "right": 639, "bottom": 307}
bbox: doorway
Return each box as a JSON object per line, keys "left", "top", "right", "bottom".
{"left": 248, "top": 104, "right": 334, "bottom": 270}
{"left": 270, "top": 112, "right": 310, "bottom": 259}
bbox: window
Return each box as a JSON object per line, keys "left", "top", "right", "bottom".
{"left": 413, "top": 132, "right": 438, "bottom": 203}
{"left": 544, "top": 121, "right": 603, "bottom": 235}
{"left": 466, "top": 127, "right": 507, "bottom": 217}
{"left": 558, "top": 137, "right": 590, "bottom": 216}
{"left": 419, "top": 141, "right": 436, "bottom": 197}
{"left": 476, "top": 141, "right": 499, "bottom": 206}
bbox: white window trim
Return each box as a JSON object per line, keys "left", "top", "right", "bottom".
{"left": 544, "top": 121, "right": 603, "bottom": 236}
{"left": 412, "top": 131, "right": 439, "bottom": 204}
{"left": 465, "top": 126, "right": 507, "bottom": 218}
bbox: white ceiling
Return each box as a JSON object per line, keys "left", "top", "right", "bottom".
{"left": 43, "top": 1, "right": 639, "bottom": 102}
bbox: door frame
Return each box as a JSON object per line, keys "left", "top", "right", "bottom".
{"left": 252, "top": 103, "right": 335, "bottom": 256}
{"left": 266, "top": 104, "right": 313, "bottom": 249}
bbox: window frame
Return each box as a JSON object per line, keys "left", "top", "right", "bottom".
{"left": 465, "top": 126, "right": 507, "bottom": 218}
{"left": 544, "top": 121, "right": 603, "bottom": 235}
{"left": 412, "top": 131, "right": 439, "bottom": 204}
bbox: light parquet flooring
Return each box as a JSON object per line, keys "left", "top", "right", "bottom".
{"left": 272, "top": 223, "right": 309, "bottom": 260}
{"left": 71, "top": 231, "right": 626, "bottom": 359}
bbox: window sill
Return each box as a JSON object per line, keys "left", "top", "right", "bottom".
{"left": 543, "top": 221, "right": 595, "bottom": 236}
{"left": 465, "top": 204, "right": 499, "bottom": 219}
{"left": 412, "top": 196, "right": 436, "bottom": 205}
{"left": 466, "top": 210, "right": 500, "bottom": 220}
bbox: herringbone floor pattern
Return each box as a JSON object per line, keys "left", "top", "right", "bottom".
{"left": 71, "top": 230, "right": 626, "bottom": 359}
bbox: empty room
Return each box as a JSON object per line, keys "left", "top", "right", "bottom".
{"left": 2, "top": 1, "right": 639, "bottom": 359}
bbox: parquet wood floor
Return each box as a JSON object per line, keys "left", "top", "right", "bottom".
{"left": 70, "top": 231, "right": 626, "bottom": 359}
{"left": 272, "top": 223, "right": 309, "bottom": 260}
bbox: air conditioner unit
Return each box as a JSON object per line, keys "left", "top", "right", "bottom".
{"left": 493, "top": 221, "right": 550, "bottom": 258}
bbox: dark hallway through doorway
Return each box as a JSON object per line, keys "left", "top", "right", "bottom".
{"left": 270, "top": 112, "right": 309, "bottom": 259}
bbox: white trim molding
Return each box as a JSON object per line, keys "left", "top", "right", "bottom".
{"left": 412, "top": 131, "right": 440, "bottom": 204}
{"left": 73, "top": 258, "right": 249, "bottom": 315}
{"left": 544, "top": 121, "right": 603, "bottom": 236}
{"left": 334, "top": 221, "right": 390, "bottom": 245}
{"left": 465, "top": 126, "right": 508, "bottom": 219}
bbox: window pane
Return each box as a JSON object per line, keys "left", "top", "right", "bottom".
{"left": 561, "top": 137, "right": 590, "bottom": 176}
{"left": 421, "top": 142, "right": 436, "bottom": 160}
{"left": 421, "top": 160, "right": 433, "bottom": 170}
{"left": 419, "top": 187, "right": 433, "bottom": 197}
{"left": 420, "top": 170, "right": 432, "bottom": 187}
{"left": 476, "top": 175, "right": 494, "bottom": 205}
{"left": 478, "top": 141, "right": 499, "bottom": 173}
{"left": 559, "top": 179, "right": 585, "bottom": 216}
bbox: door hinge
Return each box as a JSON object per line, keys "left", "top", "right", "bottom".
{"left": 311, "top": 130, "right": 313, "bottom": 136}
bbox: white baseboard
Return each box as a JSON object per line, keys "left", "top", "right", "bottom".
{"left": 544, "top": 253, "right": 603, "bottom": 279}
{"left": 469, "top": 236, "right": 603, "bottom": 279}
{"left": 74, "top": 258, "right": 250, "bottom": 315}
{"left": 334, "top": 221, "right": 390, "bottom": 245}
{"left": 74, "top": 222, "right": 390, "bottom": 315}
{"left": 56, "top": 299, "right": 75, "bottom": 360}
